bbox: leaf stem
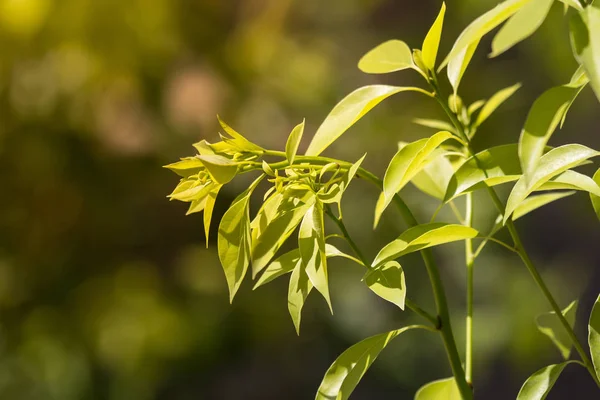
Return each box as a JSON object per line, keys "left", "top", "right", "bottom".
{"left": 465, "top": 192, "right": 474, "bottom": 385}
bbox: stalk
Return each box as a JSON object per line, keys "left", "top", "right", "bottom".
{"left": 465, "top": 193, "right": 475, "bottom": 384}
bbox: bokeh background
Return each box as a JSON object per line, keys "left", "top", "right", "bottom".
{"left": 1, "top": 0, "right": 599, "bottom": 398}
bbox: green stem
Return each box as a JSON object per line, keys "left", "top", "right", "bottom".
{"left": 465, "top": 193, "right": 474, "bottom": 384}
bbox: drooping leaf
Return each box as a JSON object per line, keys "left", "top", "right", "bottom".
{"left": 372, "top": 223, "right": 478, "bottom": 267}
{"left": 217, "top": 115, "right": 264, "bottom": 152}
{"left": 411, "top": 150, "right": 455, "bottom": 200}
{"left": 414, "top": 377, "right": 461, "bottom": 400}
{"left": 286, "top": 120, "right": 305, "bottom": 164}
{"left": 517, "top": 362, "right": 577, "bottom": 400}
{"left": 316, "top": 326, "right": 422, "bottom": 400}
{"left": 164, "top": 157, "right": 205, "bottom": 177}
{"left": 536, "top": 170, "right": 600, "bottom": 196}
{"left": 364, "top": 261, "right": 406, "bottom": 309}
{"left": 591, "top": 168, "right": 600, "bottom": 221}
{"left": 589, "top": 293, "right": 600, "bottom": 381}
{"left": 444, "top": 144, "right": 522, "bottom": 201}
{"left": 570, "top": 4, "right": 600, "bottom": 102}
{"left": 254, "top": 249, "right": 300, "bottom": 289}
{"left": 413, "top": 118, "right": 457, "bottom": 133}
{"left": 358, "top": 40, "right": 415, "bottom": 74}
{"left": 288, "top": 260, "right": 313, "bottom": 334}
{"left": 505, "top": 144, "right": 600, "bottom": 222}
{"left": 518, "top": 85, "right": 583, "bottom": 179}
{"left": 474, "top": 83, "right": 522, "bottom": 128}
{"left": 306, "top": 85, "right": 430, "bottom": 156}
{"left": 197, "top": 154, "right": 239, "bottom": 184}
{"left": 512, "top": 191, "right": 576, "bottom": 221}
{"left": 204, "top": 185, "right": 222, "bottom": 247}
{"left": 422, "top": 2, "right": 446, "bottom": 71}
{"left": 376, "top": 131, "right": 455, "bottom": 225}
{"left": 299, "top": 201, "right": 332, "bottom": 311}
{"left": 490, "top": 0, "right": 553, "bottom": 57}
{"left": 186, "top": 195, "right": 209, "bottom": 215}
{"left": 536, "top": 300, "right": 578, "bottom": 360}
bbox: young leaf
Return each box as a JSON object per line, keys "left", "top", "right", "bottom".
{"left": 204, "top": 185, "right": 222, "bottom": 247}
{"left": 358, "top": 40, "right": 414, "bottom": 74}
{"left": 468, "top": 99, "right": 486, "bottom": 115}
{"left": 169, "top": 180, "right": 214, "bottom": 202}
{"left": 299, "top": 201, "right": 332, "bottom": 312}
{"left": 318, "top": 155, "right": 366, "bottom": 205}
{"left": 288, "top": 260, "right": 313, "bottom": 334}
{"left": 537, "top": 170, "right": 600, "bottom": 197}
{"left": 422, "top": 2, "right": 446, "bottom": 71}
{"left": 570, "top": 4, "right": 600, "bottom": 102}
{"left": 517, "top": 362, "right": 577, "bottom": 400}
{"left": 217, "top": 116, "right": 264, "bottom": 152}
{"left": 164, "top": 158, "right": 205, "bottom": 177}
{"left": 512, "top": 191, "right": 576, "bottom": 221}
{"left": 413, "top": 118, "right": 457, "bottom": 133}
{"left": 444, "top": 144, "right": 522, "bottom": 201}
{"left": 591, "top": 168, "right": 600, "bottom": 221}
{"left": 324, "top": 243, "right": 365, "bottom": 266}
{"left": 447, "top": 39, "right": 479, "bottom": 94}
{"left": 518, "top": 85, "right": 582, "bottom": 179}
{"left": 505, "top": 144, "right": 600, "bottom": 222}
{"left": 186, "top": 196, "right": 209, "bottom": 215}
{"left": 286, "top": 120, "right": 305, "bottom": 164}
{"left": 411, "top": 150, "right": 455, "bottom": 200}
{"left": 536, "top": 300, "right": 578, "bottom": 360}
{"left": 364, "top": 261, "right": 406, "bottom": 309}
{"left": 254, "top": 249, "right": 300, "bottom": 289}
{"left": 372, "top": 223, "right": 478, "bottom": 267}
{"left": 559, "top": 0, "right": 583, "bottom": 11}
{"left": 490, "top": 0, "right": 553, "bottom": 58}
{"left": 590, "top": 294, "right": 600, "bottom": 381}
{"left": 306, "top": 85, "right": 430, "bottom": 156}
{"left": 197, "top": 154, "right": 239, "bottom": 184}
{"left": 474, "top": 83, "right": 522, "bottom": 128}
{"left": 414, "top": 377, "right": 460, "bottom": 400}
{"left": 316, "top": 326, "right": 422, "bottom": 400}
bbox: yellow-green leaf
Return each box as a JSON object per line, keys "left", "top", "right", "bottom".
{"left": 358, "top": 40, "right": 414, "bottom": 74}
{"left": 589, "top": 293, "right": 600, "bottom": 381}
{"left": 364, "top": 261, "right": 406, "bottom": 309}
{"left": 164, "top": 157, "right": 205, "bottom": 177}
{"left": 474, "top": 83, "right": 522, "bottom": 128}
{"left": 591, "top": 168, "right": 600, "bottom": 221}
{"left": 288, "top": 259, "right": 313, "bottom": 334}
{"left": 411, "top": 150, "right": 455, "bottom": 200}
{"left": 512, "top": 191, "right": 576, "bottom": 221}
{"left": 570, "top": 4, "right": 600, "bottom": 102}
{"left": 422, "top": 2, "right": 446, "bottom": 71}
{"left": 559, "top": 0, "right": 583, "bottom": 11}
{"left": 413, "top": 118, "right": 457, "bottom": 133}
{"left": 203, "top": 184, "right": 221, "bottom": 247}
{"left": 447, "top": 39, "right": 479, "bottom": 93}
{"left": 414, "top": 377, "right": 460, "bottom": 400}
{"left": 537, "top": 170, "right": 600, "bottom": 197}
{"left": 306, "top": 85, "right": 430, "bottom": 156}
{"left": 286, "top": 120, "right": 305, "bottom": 164}
{"left": 517, "top": 362, "right": 577, "bottom": 400}
{"left": 217, "top": 115, "right": 264, "bottom": 152}
{"left": 536, "top": 300, "right": 578, "bottom": 360}
{"left": 197, "top": 154, "right": 239, "bottom": 184}
{"left": 254, "top": 249, "right": 300, "bottom": 289}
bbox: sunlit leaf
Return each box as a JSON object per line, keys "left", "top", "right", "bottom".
{"left": 590, "top": 294, "right": 600, "bottom": 382}
{"left": 217, "top": 115, "right": 264, "bottom": 152}
{"left": 253, "top": 249, "right": 300, "bottom": 289}
{"left": 306, "top": 85, "right": 430, "bottom": 156}
{"left": 316, "top": 326, "right": 422, "bottom": 400}
{"left": 559, "top": 0, "right": 583, "bottom": 11}
{"left": 204, "top": 185, "right": 222, "bottom": 247}
{"left": 299, "top": 201, "right": 331, "bottom": 311}
{"left": 364, "top": 261, "right": 406, "bottom": 309}
{"left": 372, "top": 223, "right": 478, "bottom": 267}
{"left": 512, "top": 191, "right": 576, "bottom": 221}
{"left": 536, "top": 300, "right": 578, "bottom": 360}
{"left": 517, "top": 362, "right": 577, "bottom": 400}
{"left": 358, "top": 40, "right": 415, "bottom": 74}
{"left": 186, "top": 195, "right": 208, "bottom": 215}
{"left": 468, "top": 99, "right": 486, "bottom": 115}
{"left": 286, "top": 120, "right": 305, "bottom": 164}
{"left": 422, "top": 2, "right": 446, "bottom": 71}
{"left": 505, "top": 144, "right": 600, "bottom": 222}
{"left": 169, "top": 180, "right": 214, "bottom": 202}
{"left": 164, "top": 157, "right": 205, "bottom": 177}
{"left": 197, "top": 154, "right": 239, "bottom": 184}
{"left": 411, "top": 150, "right": 455, "bottom": 200}
{"left": 413, "top": 118, "right": 457, "bottom": 133}
{"left": 570, "top": 4, "right": 600, "bottom": 102}
{"left": 474, "top": 83, "right": 521, "bottom": 128}
{"left": 537, "top": 170, "right": 600, "bottom": 196}
{"left": 318, "top": 155, "right": 366, "bottom": 205}
{"left": 325, "top": 243, "right": 364, "bottom": 266}
{"left": 447, "top": 39, "right": 479, "bottom": 93}
{"left": 490, "top": 0, "right": 553, "bottom": 57}
{"left": 591, "top": 168, "right": 600, "bottom": 221}
{"left": 288, "top": 260, "right": 313, "bottom": 335}
{"left": 414, "top": 377, "right": 460, "bottom": 400}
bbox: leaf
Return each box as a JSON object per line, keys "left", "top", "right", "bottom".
{"left": 253, "top": 249, "right": 300, "bottom": 289}
{"left": 204, "top": 185, "right": 222, "bottom": 247}
{"left": 422, "top": 2, "right": 446, "bottom": 71}
{"left": 474, "top": 83, "right": 522, "bottom": 128}
{"left": 325, "top": 243, "right": 365, "bottom": 266}
{"left": 490, "top": 0, "right": 554, "bottom": 57}
{"left": 288, "top": 259, "right": 313, "bottom": 334}
{"left": 164, "top": 157, "right": 205, "bottom": 177}
{"left": 318, "top": 155, "right": 366, "bottom": 205}
{"left": 286, "top": 120, "right": 305, "bottom": 164}
{"left": 517, "top": 362, "right": 577, "bottom": 400}
{"left": 518, "top": 85, "right": 583, "bottom": 179}
{"left": 468, "top": 99, "right": 486, "bottom": 115}
{"left": 413, "top": 118, "right": 457, "bottom": 133}
{"left": 536, "top": 300, "right": 578, "bottom": 360}
{"left": 306, "top": 85, "right": 430, "bottom": 156}
{"left": 411, "top": 151, "right": 455, "bottom": 200}
{"left": 537, "top": 170, "right": 600, "bottom": 197}
{"left": 299, "top": 201, "right": 332, "bottom": 312}
{"left": 591, "top": 168, "right": 600, "bottom": 221}
{"left": 570, "top": 4, "right": 600, "bottom": 102}
{"left": 169, "top": 180, "right": 214, "bottom": 202}
{"left": 372, "top": 223, "right": 478, "bottom": 267}
{"left": 512, "top": 191, "right": 576, "bottom": 221}
{"left": 444, "top": 144, "right": 522, "bottom": 201}
{"left": 559, "top": 0, "right": 583, "bottom": 11}
{"left": 316, "top": 326, "right": 422, "bottom": 400}
{"left": 414, "top": 377, "right": 461, "bottom": 400}
{"left": 364, "top": 261, "right": 406, "bottom": 309}
{"left": 217, "top": 116, "right": 264, "bottom": 152}
{"left": 187, "top": 196, "right": 209, "bottom": 215}
{"left": 376, "top": 131, "right": 455, "bottom": 225}
{"left": 358, "top": 40, "right": 414, "bottom": 74}
{"left": 505, "top": 144, "right": 600, "bottom": 222}
{"left": 590, "top": 294, "right": 600, "bottom": 381}
{"left": 447, "top": 39, "right": 479, "bottom": 93}
{"left": 197, "top": 154, "right": 239, "bottom": 184}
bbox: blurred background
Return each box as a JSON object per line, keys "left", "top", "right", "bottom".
{"left": 0, "top": 0, "right": 599, "bottom": 398}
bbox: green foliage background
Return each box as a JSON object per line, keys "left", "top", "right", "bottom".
{"left": 0, "top": 0, "right": 599, "bottom": 398}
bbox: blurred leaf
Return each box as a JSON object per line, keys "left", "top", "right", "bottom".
{"left": 570, "top": 4, "right": 600, "bottom": 102}
{"left": 536, "top": 300, "right": 578, "bottom": 359}
{"left": 164, "top": 158, "right": 205, "bottom": 178}
{"left": 490, "top": 0, "right": 553, "bottom": 57}
{"left": 517, "top": 362, "right": 577, "bottom": 400}
{"left": 591, "top": 168, "right": 600, "bottom": 221}
{"left": 590, "top": 293, "right": 600, "bottom": 380}
{"left": 316, "top": 326, "right": 422, "bottom": 400}
{"left": 288, "top": 258, "right": 313, "bottom": 334}
{"left": 537, "top": 170, "right": 600, "bottom": 196}
{"left": 372, "top": 223, "right": 478, "bottom": 267}
{"left": 413, "top": 118, "right": 457, "bottom": 133}
{"left": 518, "top": 85, "right": 583, "bottom": 179}
{"left": 364, "top": 261, "right": 406, "bottom": 309}
{"left": 474, "top": 83, "right": 522, "bottom": 128}
{"left": 559, "top": 0, "right": 583, "bottom": 11}
{"left": 306, "top": 85, "right": 430, "bottom": 156}
{"left": 217, "top": 116, "right": 264, "bottom": 152}
{"left": 414, "top": 377, "right": 460, "bottom": 399}
{"left": 422, "top": 2, "right": 446, "bottom": 71}
{"left": 299, "top": 201, "right": 331, "bottom": 312}
{"left": 411, "top": 151, "right": 455, "bottom": 200}
{"left": 468, "top": 99, "right": 486, "bottom": 115}
{"left": 358, "top": 40, "right": 414, "bottom": 74}
{"left": 512, "top": 191, "right": 576, "bottom": 221}
{"left": 286, "top": 120, "right": 305, "bottom": 164}
{"left": 445, "top": 144, "right": 522, "bottom": 201}
{"left": 505, "top": 144, "right": 600, "bottom": 222}
{"left": 197, "top": 155, "right": 239, "bottom": 184}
